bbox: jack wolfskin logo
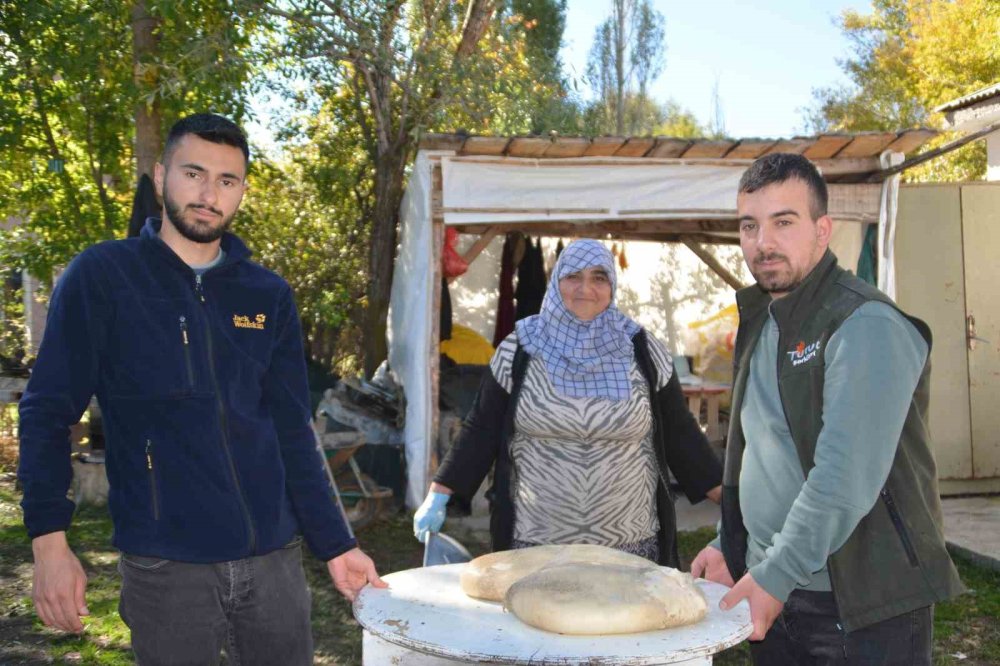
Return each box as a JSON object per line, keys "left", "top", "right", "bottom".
{"left": 233, "top": 313, "right": 266, "bottom": 330}
{"left": 787, "top": 339, "right": 821, "bottom": 366}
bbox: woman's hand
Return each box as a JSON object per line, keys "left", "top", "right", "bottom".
{"left": 413, "top": 486, "right": 452, "bottom": 543}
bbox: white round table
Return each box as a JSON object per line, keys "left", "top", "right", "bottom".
{"left": 352, "top": 564, "right": 751, "bottom": 665}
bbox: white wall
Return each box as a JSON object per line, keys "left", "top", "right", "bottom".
{"left": 988, "top": 132, "right": 1000, "bottom": 182}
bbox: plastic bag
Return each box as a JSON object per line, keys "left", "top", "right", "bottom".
{"left": 683, "top": 304, "right": 738, "bottom": 385}
{"left": 442, "top": 227, "right": 469, "bottom": 279}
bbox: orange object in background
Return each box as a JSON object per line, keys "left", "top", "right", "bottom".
{"left": 442, "top": 228, "right": 469, "bottom": 279}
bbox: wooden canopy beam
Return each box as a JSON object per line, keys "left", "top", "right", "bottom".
{"left": 682, "top": 239, "right": 746, "bottom": 290}
{"left": 460, "top": 226, "right": 500, "bottom": 266}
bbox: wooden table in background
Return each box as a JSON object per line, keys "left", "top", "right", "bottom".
{"left": 681, "top": 383, "right": 730, "bottom": 445}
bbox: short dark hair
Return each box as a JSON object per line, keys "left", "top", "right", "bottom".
{"left": 738, "top": 153, "right": 828, "bottom": 219}
{"left": 162, "top": 113, "right": 249, "bottom": 167}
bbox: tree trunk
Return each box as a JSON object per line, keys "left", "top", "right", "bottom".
{"left": 614, "top": 0, "right": 626, "bottom": 135}
{"left": 132, "top": 0, "right": 161, "bottom": 185}
{"left": 457, "top": 0, "right": 497, "bottom": 57}
{"left": 362, "top": 143, "right": 408, "bottom": 378}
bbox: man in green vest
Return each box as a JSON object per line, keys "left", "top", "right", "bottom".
{"left": 691, "top": 153, "right": 963, "bottom": 665}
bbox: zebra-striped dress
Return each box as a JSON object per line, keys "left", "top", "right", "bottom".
{"left": 491, "top": 331, "right": 674, "bottom": 556}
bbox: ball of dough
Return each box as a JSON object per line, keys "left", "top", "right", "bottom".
{"left": 460, "top": 544, "right": 652, "bottom": 601}
{"left": 504, "top": 563, "right": 708, "bottom": 635}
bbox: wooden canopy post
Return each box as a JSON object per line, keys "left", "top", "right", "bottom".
{"left": 429, "top": 164, "right": 445, "bottom": 480}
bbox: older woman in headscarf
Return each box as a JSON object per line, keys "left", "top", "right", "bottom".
{"left": 414, "top": 239, "right": 722, "bottom": 566}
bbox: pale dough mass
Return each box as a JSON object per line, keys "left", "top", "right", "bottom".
{"left": 460, "top": 544, "right": 708, "bottom": 635}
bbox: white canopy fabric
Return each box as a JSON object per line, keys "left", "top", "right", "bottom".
{"left": 389, "top": 151, "right": 897, "bottom": 508}
{"left": 442, "top": 156, "right": 748, "bottom": 226}
{"left": 388, "top": 152, "right": 437, "bottom": 508}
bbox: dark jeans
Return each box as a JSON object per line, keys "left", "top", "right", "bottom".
{"left": 118, "top": 538, "right": 313, "bottom": 666}
{"left": 750, "top": 589, "right": 932, "bottom": 666}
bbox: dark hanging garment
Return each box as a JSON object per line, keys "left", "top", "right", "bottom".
{"left": 515, "top": 237, "right": 545, "bottom": 321}
{"left": 440, "top": 278, "right": 453, "bottom": 341}
{"left": 492, "top": 233, "right": 517, "bottom": 346}
{"left": 128, "top": 174, "right": 159, "bottom": 238}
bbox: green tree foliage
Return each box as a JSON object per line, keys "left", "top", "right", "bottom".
{"left": 0, "top": 273, "right": 25, "bottom": 370}
{"left": 0, "top": 0, "right": 259, "bottom": 284}
{"left": 806, "top": 0, "right": 1000, "bottom": 181}
{"left": 236, "top": 153, "right": 368, "bottom": 373}
{"left": 259, "top": 0, "right": 570, "bottom": 375}
{"left": 236, "top": 80, "right": 376, "bottom": 371}
{"left": 585, "top": 0, "right": 666, "bottom": 135}
{"left": 511, "top": 0, "right": 581, "bottom": 134}
{"left": 655, "top": 100, "right": 705, "bottom": 139}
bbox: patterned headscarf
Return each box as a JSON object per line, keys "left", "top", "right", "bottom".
{"left": 515, "top": 239, "right": 640, "bottom": 401}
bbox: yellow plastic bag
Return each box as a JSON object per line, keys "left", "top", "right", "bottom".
{"left": 684, "top": 305, "right": 738, "bottom": 385}
{"left": 440, "top": 324, "right": 495, "bottom": 365}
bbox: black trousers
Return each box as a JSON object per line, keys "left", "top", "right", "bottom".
{"left": 750, "top": 589, "right": 932, "bottom": 666}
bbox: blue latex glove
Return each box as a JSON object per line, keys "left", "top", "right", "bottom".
{"left": 413, "top": 491, "right": 450, "bottom": 543}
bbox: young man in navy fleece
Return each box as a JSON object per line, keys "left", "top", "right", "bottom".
{"left": 19, "top": 113, "right": 386, "bottom": 664}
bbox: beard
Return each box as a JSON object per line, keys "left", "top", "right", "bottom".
{"left": 162, "top": 181, "right": 233, "bottom": 244}
{"left": 749, "top": 252, "right": 803, "bottom": 294}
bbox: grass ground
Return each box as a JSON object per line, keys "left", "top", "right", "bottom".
{"left": 0, "top": 473, "right": 997, "bottom": 665}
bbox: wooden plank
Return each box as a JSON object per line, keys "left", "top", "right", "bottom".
{"left": 451, "top": 218, "right": 739, "bottom": 236}
{"left": 446, "top": 222, "right": 742, "bottom": 245}
{"left": 459, "top": 227, "right": 500, "bottom": 266}
{"left": 420, "top": 131, "right": 939, "bottom": 158}
{"left": 613, "top": 137, "right": 656, "bottom": 157}
{"left": 647, "top": 137, "right": 692, "bottom": 158}
{"left": 680, "top": 140, "right": 737, "bottom": 158}
{"left": 431, "top": 164, "right": 444, "bottom": 222}
{"left": 584, "top": 137, "right": 627, "bottom": 156}
{"left": 883, "top": 129, "right": 937, "bottom": 155}
{"left": 836, "top": 132, "right": 897, "bottom": 158}
{"left": 419, "top": 133, "right": 467, "bottom": 152}
{"left": 442, "top": 206, "right": 610, "bottom": 214}
{"left": 460, "top": 136, "right": 511, "bottom": 155}
{"left": 608, "top": 232, "right": 741, "bottom": 245}
{"left": 506, "top": 137, "right": 551, "bottom": 158}
{"left": 428, "top": 217, "right": 444, "bottom": 476}
{"left": 813, "top": 157, "right": 881, "bottom": 178}
{"left": 543, "top": 137, "right": 591, "bottom": 158}
{"left": 763, "top": 138, "right": 812, "bottom": 155}
{"left": 725, "top": 139, "right": 777, "bottom": 160}
{"left": 803, "top": 134, "right": 853, "bottom": 159}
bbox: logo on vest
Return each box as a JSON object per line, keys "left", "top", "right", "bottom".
{"left": 233, "top": 313, "right": 266, "bottom": 330}
{"left": 787, "top": 339, "right": 821, "bottom": 366}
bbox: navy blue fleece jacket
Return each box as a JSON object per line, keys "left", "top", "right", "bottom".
{"left": 18, "top": 219, "right": 356, "bottom": 563}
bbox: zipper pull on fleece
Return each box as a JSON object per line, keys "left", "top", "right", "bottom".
{"left": 145, "top": 440, "right": 153, "bottom": 470}
{"left": 194, "top": 274, "right": 205, "bottom": 303}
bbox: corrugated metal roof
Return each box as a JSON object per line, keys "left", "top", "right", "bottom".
{"left": 934, "top": 82, "right": 1000, "bottom": 113}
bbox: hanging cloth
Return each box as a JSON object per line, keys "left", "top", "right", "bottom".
{"left": 128, "top": 173, "right": 159, "bottom": 238}
{"left": 515, "top": 237, "right": 546, "bottom": 321}
{"left": 492, "top": 233, "right": 517, "bottom": 346}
